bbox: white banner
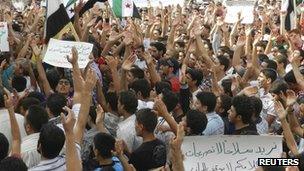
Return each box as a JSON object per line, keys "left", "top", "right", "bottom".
{"left": 43, "top": 38, "right": 93, "bottom": 68}
{"left": 224, "top": 0, "right": 256, "bottom": 24}
{"left": 133, "top": 0, "right": 184, "bottom": 8}
{"left": 182, "top": 135, "right": 282, "bottom": 171}
{"left": 0, "top": 22, "right": 9, "bottom": 52}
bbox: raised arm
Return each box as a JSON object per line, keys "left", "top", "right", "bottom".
{"left": 61, "top": 107, "right": 82, "bottom": 171}
{"left": 291, "top": 52, "right": 304, "bottom": 89}
{"left": 275, "top": 100, "right": 299, "bottom": 156}
{"left": 74, "top": 68, "right": 97, "bottom": 145}
{"left": 4, "top": 89, "right": 21, "bottom": 156}
{"left": 153, "top": 96, "right": 178, "bottom": 135}
{"left": 36, "top": 52, "right": 53, "bottom": 97}
{"left": 105, "top": 56, "right": 120, "bottom": 92}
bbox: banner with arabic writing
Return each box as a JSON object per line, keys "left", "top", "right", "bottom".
{"left": 43, "top": 38, "right": 93, "bottom": 69}
{"left": 182, "top": 135, "right": 282, "bottom": 171}
{"left": 0, "top": 22, "right": 9, "bottom": 52}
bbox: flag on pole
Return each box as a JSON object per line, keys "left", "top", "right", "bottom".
{"left": 282, "top": 0, "right": 297, "bottom": 31}
{"left": 109, "top": 0, "right": 141, "bottom": 19}
{"left": 65, "top": 0, "right": 78, "bottom": 18}
{"left": 76, "top": 0, "right": 106, "bottom": 18}
{"left": 45, "top": 0, "right": 79, "bottom": 43}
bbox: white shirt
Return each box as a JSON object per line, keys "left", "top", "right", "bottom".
{"left": 117, "top": 115, "right": 142, "bottom": 152}
{"left": 137, "top": 100, "right": 154, "bottom": 110}
{"left": 258, "top": 88, "right": 277, "bottom": 119}
{"left": 29, "top": 155, "right": 66, "bottom": 171}
{"left": 21, "top": 133, "right": 41, "bottom": 168}
{"left": 256, "top": 117, "right": 269, "bottom": 135}
{"left": 203, "top": 112, "right": 225, "bottom": 135}
{"left": 29, "top": 144, "right": 81, "bottom": 171}
{"left": 0, "top": 109, "right": 26, "bottom": 148}
{"left": 134, "top": 58, "right": 147, "bottom": 70}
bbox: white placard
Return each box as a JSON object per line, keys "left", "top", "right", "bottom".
{"left": 133, "top": 0, "right": 184, "bottom": 8}
{"left": 0, "top": 22, "right": 9, "bottom": 52}
{"left": 43, "top": 38, "right": 93, "bottom": 69}
{"left": 224, "top": 1, "right": 256, "bottom": 24}
{"left": 182, "top": 135, "right": 282, "bottom": 171}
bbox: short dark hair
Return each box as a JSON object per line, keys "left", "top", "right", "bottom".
{"left": 217, "top": 55, "right": 230, "bottom": 71}
{"left": 136, "top": 108, "right": 158, "bottom": 133}
{"left": 196, "top": 92, "right": 217, "bottom": 112}
{"left": 38, "top": 123, "right": 65, "bottom": 159}
{"left": 12, "top": 76, "right": 27, "bottom": 92}
{"left": 104, "top": 91, "right": 118, "bottom": 112}
{"left": 261, "top": 68, "right": 277, "bottom": 83}
{"left": 26, "top": 105, "right": 49, "bottom": 133}
{"left": 186, "top": 110, "right": 208, "bottom": 135}
{"left": 249, "top": 96, "right": 263, "bottom": 117}
{"left": 264, "top": 59, "right": 278, "bottom": 70}
{"left": 150, "top": 42, "right": 166, "bottom": 55}
{"left": 130, "top": 66, "right": 145, "bottom": 80}
{"left": 20, "top": 97, "right": 40, "bottom": 112}
{"left": 159, "top": 57, "right": 179, "bottom": 74}
{"left": 46, "top": 93, "right": 67, "bottom": 117}
{"left": 162, "top": 90, "right": 179, "bottom": 112}
{"left": 129, "top": 79, "right": 151, "bottom": 99}
{"left": 269, "top": 80, "right": 289, "bottom": 95}
{"left": 46, "top": 68, "right": 60, "bottom": 90}
{"left": 0, "top": 133, "right": 9, "bottom": 161}
{"left": 0, "top": 157, "right": 27, "bottom": 171}
{"left": 155, "top": 81, "right": 171, "bottom": 95}
{"left": 27, "top": 92, "right": 46, "bottom": 103}
{"left": 93, "top": 133, "right": 115, "bottom": 159}
{"left": 232, "top": 95, "right": 253, "bottom": 124}
{"left": 284, "top": 70, "right": 303, "bottom": 84}
{"left": 218, "top": 95, "right": 232, "bottom": 117}
{"left": 0, "top": 89, "right": 5, "bottom": 108}
{"left": 275, "top": 54, "right": 288, "bottom": 68}
{"left": 186, "top": 68, "right": 203, "bottom": 86}
{"left": 119, "top": 91, "right": 138, "bottom": 114}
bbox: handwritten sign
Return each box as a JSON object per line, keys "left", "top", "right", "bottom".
{"left": 43, "top": 38, "right": 93, "bottom": 69}
{"left": 224, "top": 0, "right": 256, "bottom": 24}
{"left": 182, "top": 135, "right": 282, "bottom": 171}
{"left": 0, "top": 22, "right": 9, "bottom": 52}
{"left": 133, "top": 0, "right": 184, "bottom": 8}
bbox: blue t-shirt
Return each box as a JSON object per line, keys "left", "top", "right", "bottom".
{"left": 94, "top": 157, "right": 123, "bottom": 171}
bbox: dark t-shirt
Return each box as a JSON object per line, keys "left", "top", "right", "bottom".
{"left": 129, "top": 139, "right": 166, "bottom": 171}
{"left": 234, "top": 124, "right": 259, "bottom": 135}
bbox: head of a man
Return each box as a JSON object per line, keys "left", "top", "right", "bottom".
{"left": 228, "top": 95, "right": 253, "bottom": 126}
{"left": 135, "top": 109, "right": 158, "bottom": 137}
{"left": 37, "top": 124, "right": 65, "bottom": 160}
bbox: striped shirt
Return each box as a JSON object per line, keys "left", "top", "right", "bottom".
{"left": 29, "top": 144, "right": 81, "bottom": 171}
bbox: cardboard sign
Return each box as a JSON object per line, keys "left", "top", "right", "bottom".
{"left": 43, "top": 38, "right": 93, "bottom": 68}
{"left": 182, "top": 135, "right": 282, "bottom": 171}
{"left": 0, "top": 22, "right": 9, "bottom": 52}
{"left": 133, "top": 0, "right": 184, "bottom": 8}
{"left": 224, "top": 0, "right": 256, "bottom": 24}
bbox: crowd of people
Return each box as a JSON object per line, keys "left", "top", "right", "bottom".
{"left": 0, "top": 0, "right": 304, "bottom": 170}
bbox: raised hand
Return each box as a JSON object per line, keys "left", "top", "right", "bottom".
{"left": 113, "top": 140, "right": 124, "bottom": 157}
{"left": 274, "top": 100, "right": 287, "bottom": 120}
{"left": 4, "top": 88, "right": 13, "bottom": 109}
{"left": 95, "top": 105, "right": 105, "bottom": 125}
{"left": 286, "top": 90, "right": 297, "bottom": 107}
{"left": 61, "top": 106, "right": 76, "bottom": 133}
{"left": 153, "top": 96, "right": 169, "bottom": 117}
{"left": 122, "top": 54, "right": 136, "bottom": 70}
{"left": 170, "top": 123, "right": 185, "bottom": 151}
{"left": 105, "top": 56, "right": 119, "bottom": 69}
{"left": 236, "top": 35, "right": 246, "bottom": 46}
{"left": 84, "top": 68, "right": 97, "bottom": 92}
{"left": 67, "top": 47, "right": 78, "bottom": 66}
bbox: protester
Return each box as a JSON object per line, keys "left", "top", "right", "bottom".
{"left": 0, "top": 0, "right": 304, "bottom": 170}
